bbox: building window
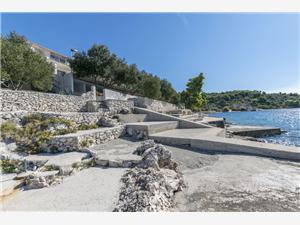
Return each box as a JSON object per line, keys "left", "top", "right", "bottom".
{"left": 57, "top": 70, "right": 66, "bottom": 76}
{"left": 50, "top": 53, "right": 67, "bottom": 64}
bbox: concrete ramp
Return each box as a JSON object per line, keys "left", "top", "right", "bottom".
{"left": 149, "top": 128, "right": 300, "bottom": 161}
{"left": 134, "top": 107, "right": 212, "bottom": 129}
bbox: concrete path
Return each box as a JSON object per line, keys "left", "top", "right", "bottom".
{"left": 1, "top": 167, "right": 125, "bottom": 211}
{"left": 167, "top": 145, "right": 300, "bottom": 211}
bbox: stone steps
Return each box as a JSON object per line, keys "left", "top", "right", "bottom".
{"left": 117, "top": 114, "right": 148, "bottom": 123}
{"left": 149, "top": 128, "right": 300, "bottom": 161}
{"left": 126, "top": 121, "right": 179, "bottom": 139}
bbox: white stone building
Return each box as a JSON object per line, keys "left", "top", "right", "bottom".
{"left": 30, "top": 43, "right": 101, "bottom": 95}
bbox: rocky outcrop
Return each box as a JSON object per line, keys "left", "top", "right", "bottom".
{"left": 114, "top": 167, "right": 184, "bottom": 212}
{"left": 114, "top": 140, "right": 184, "bottom": 212}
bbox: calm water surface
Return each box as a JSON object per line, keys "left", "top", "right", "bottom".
{"left": 209, "top": 108, "right": 300, "bottom": 147}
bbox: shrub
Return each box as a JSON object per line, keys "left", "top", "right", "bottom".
{"left": 77, "top": 124, "right": 98, "bottom": 131}
{"left": 79, "top": 138, "right": 94, "bottom": 148}
{"left": 2, "top": 113, "right": 78, "bottom": 154}
{"left": 0, "top": 159, "right": 16, "bottom": 173}
{"left": 1, "top": 121, "right": 21, "bottom": 141}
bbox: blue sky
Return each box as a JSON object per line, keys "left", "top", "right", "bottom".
{"left": 1, "top": 13, "right": 299, "bottom": 93}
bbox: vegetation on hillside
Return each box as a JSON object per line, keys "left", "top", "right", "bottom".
{"left": 1, "top": 32, "right": 54, "bottom": 91}
{"left": 203, "top": 90, "right": 300, "bottom": 112}
{"left": 2, "top": 32, "right": 299, "bottom": 112}
{"left": 69, "top": 44, "right": 179, "bottom": 104}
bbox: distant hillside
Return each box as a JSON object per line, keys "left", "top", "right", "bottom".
{"left": 203, "top": 90, "right": 300, "bottom": 112}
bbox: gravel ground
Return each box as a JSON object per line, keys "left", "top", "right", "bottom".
{"left": 167, "top": 145, "right": 300, "bottom": 212}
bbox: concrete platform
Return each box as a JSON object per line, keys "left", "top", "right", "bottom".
{"left": 126, "top": 121, "right": 179, "bottom": 136}
{"left": 149, "top": 128, "right": 224, "bottom": 145}
{"left": 227, "top": 125, "right": 281, "bottom": 137}
{"left": 149, "top": 128, "right": 300, "bottom": 161}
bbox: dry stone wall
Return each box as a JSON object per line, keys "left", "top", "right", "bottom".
{"left": 50, "top": 125, "right": 125, "bottom": 152}
{"left": 132, "top": 97, "right": 178, "bottom": 113}
{"left": 0, "top": 111, "right": 110, "bottom": 126}
{"left": 0, "top": 89, "right": 96, "bottom": 112}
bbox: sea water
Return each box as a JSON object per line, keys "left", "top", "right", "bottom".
{"left": 209, "top": 108, "right": 300, "bottom": 147}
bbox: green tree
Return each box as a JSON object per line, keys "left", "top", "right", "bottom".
{"left": 181, "top": 73, "right": 206, "bottom": 111}
{"left": 1, "top": 32, "right": 54, "bottom": 91}
{"left": 69, "top": 44, "right": 114, "bottom": 87}
{"left": 141, "top": 74, "right": 162, "bottom": 99}
{"left": 160, "top": 79, "right": 179, "bottom": 104}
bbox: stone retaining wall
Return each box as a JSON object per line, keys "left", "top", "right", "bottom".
{"left": 0, "top": 111, "right": 110, "bottom": 126}
{"left": 103, "top": 88, "right": 178, "bottom": 113}
{"left": 50, "top": 125, "right": 125, "bottom": 152}
{"left": 0, "top": 89, "right": 96, "bottom": 112}
{"left": 132, "top": 96, "right": 178, "bottom": 113}
{"left": 104, "top": 99, "right": 134, "bottom": 114}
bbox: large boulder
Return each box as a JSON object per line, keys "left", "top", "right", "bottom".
{"left": 134, "top": 140, "right": 178, "bottom": 171}
{"left": 114, "top": 140, "right": 184, "bottom": 212}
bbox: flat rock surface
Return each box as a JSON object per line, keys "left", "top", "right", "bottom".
{"left": 90, "top": 137, "right": 140, "bottom": 157}
{"left": 167, "top": 145, "right": 300, "bottom": 211}
{"left": 1, "top": 167, "right": 126, "bottom": 211}
{"left": 1, "top": 173, "right": 21, "bottom": 197}
{"left": 90, "top": 138, "right": 142, "bottom": 166}
{"left": 25, "top": 152, "right": 89, "bottom": 168}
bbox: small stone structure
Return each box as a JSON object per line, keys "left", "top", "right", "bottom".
{"left": 0, "top": 88, "right": 96, "bottom": 112}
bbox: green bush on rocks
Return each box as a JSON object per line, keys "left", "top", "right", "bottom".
{"left": 77, "top": 124, "right": 99, "bottom": 131}
{"left": 0, "top": 159, "right": 17, "bottom": 173}
{"left": 1, "top": 114, "right": 78, "bottom": 154}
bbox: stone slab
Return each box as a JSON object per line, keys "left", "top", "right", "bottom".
{"left": 25, "top": 152, "right": 89, "bottom": 168}
{"left": 89, "top": 138, "right": 142, "bottom": 168}
{"left": 227, "top": 125, "right": 281, "bottom": 137}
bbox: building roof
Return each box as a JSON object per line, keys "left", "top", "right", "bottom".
{"left": 30, "top": 42, "right": 69, "bottom": 60}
